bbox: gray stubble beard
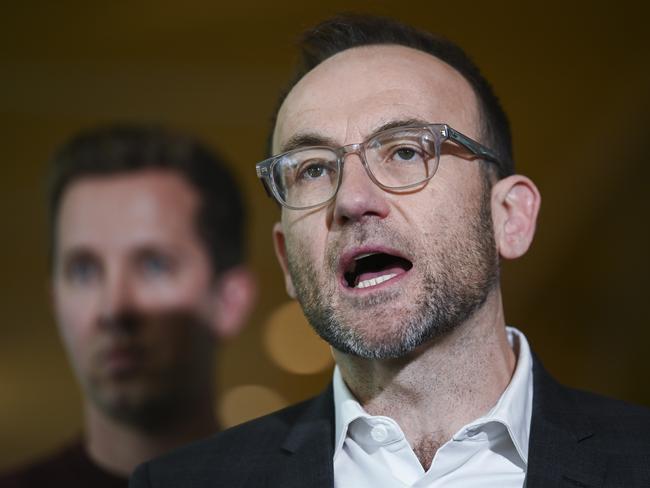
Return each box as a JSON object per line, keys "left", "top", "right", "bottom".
{"left": 286, "top": 182, "right": 499, "bottom": 360}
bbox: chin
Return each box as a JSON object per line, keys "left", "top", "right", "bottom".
{"left": 320, "top": 320, "right": 422, "bottom": 360}
{"left": 91, "top": 379, "right": 161, "bottom": 420}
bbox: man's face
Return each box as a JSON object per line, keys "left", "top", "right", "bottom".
{"left": 273, "top": 45, "right": 499, "bottom": 359}
{"left": 53, "top": 170, "right": 220, "bottom": 428}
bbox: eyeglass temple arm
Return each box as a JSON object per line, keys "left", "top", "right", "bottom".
{"left": 445, "top": 126, "right": 500, "bottom": 163}
{"left": 256, "top": 162, "right": 275, "bottom": 199}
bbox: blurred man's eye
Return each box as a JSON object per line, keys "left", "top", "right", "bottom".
{"left": 65, "top": 255, "right": 100, "bottom": 284}
{"left": 138, "top": 252, "right": 176, "bottom": 278}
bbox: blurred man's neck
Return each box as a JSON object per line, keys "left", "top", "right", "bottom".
{"left": 84, "top": 398, "right": 218, "bottom": 477}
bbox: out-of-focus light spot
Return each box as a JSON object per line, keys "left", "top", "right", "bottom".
{"left": 264, "top": 300, "right": 333, "bottom": 375}
{"left": 218, "top": 384, "right": 287, "bottom": 428}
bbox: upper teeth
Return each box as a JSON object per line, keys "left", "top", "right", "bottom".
{"left": 356, "top": 273, "right": 397, "bottom": 289}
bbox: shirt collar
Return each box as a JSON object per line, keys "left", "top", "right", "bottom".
{"left": 462, "top": 326, "right": 533, "bottom": 463}
{"left": 332, "top": 326, "right": 533, "bottom": 463}
{"left": 333, "top": 365, "right": 368, "bottom": 459}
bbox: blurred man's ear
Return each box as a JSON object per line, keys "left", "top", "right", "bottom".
{"left": 209, "top": 266, "right": 257, "bottom": 339}
{"left": 491, "top": 174, "right": 541, "bottom": 259}
{"left": 272, "top": 222, "right": 296, "bottom": 299}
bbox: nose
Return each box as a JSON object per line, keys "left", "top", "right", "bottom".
{"left": 332, "top": 153, "right": 390, "bottom": 225}
{"left": 98, "top": 268, "right": 137, "bottom": 332}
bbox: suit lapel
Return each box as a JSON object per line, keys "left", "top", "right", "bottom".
{"left": 526, "top": 356, "right": 606, "bottom": 488}
{"left": 247, "top": 385, "right": 335, "bottom": 488}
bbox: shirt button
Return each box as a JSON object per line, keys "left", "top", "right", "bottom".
{"left": 370, "top": 425, "right": 389, "bottom": 443}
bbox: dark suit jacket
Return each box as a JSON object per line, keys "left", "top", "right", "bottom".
{"left": 130, "top": 358, "right": 650, "bottom": 487}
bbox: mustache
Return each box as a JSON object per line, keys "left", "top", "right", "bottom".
{"left": 91, "top": 308, "right": 213, "bottom": 364}
{"left": 324, "top": 221, "right": 416, "bottom": 269}
{"left": 97, "top": 308, "right": 208, "bottom": 336}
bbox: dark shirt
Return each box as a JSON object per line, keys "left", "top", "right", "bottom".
{"left": 0, "top": 442, "right": 127, "bottom": 488}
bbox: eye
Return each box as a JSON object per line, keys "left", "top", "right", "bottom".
{"left": 64, "top": 254, "right": 101, "bottom": 285}
{"left": 303, "top": 163, "right": 327, "bottom": 179}
{"left": 138, "top": 251, "right": 175, "bottom": 278}
{"left": 394, "top": 147, "right": 418, "bottom": 161}
{"left": 386, "top": 142, "right": 427, "bottom": 163}
{"left": 296, "top": 159, "right": 335, "bottom": 182}
{"left": 373, "top": 134, "right": 428, "bottom": 167}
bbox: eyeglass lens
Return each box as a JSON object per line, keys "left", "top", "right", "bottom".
{"left": 273, "top": 127, "right": 439, "bottom": 208}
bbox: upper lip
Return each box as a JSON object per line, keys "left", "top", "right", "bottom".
{"left": 101, "top": 342, "right": 144, "bottom": 361}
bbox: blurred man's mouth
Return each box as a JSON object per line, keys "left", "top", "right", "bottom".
{"left": 339, "top": 246, "right": 413, "bottom": 292}
{"left": 102, "top": 345, "right": 145, "bottom": 376}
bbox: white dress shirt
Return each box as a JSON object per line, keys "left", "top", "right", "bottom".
{"left": 332, "top": 327, "right": 533, "bottom": 487}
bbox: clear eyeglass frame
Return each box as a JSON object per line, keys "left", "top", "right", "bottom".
{"left": 255, "top": 123, "right": 500, "bottom": 210}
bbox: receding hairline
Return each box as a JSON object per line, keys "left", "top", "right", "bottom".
{"left": 272, "top": 43, "right": 484, "bottom": 153}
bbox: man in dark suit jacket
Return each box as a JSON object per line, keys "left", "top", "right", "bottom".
{"left": 132, "top": 14, "right": 650, "bottom": 487}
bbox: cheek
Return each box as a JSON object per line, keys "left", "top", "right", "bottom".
{"left": 141, "top": 312, "right": 214, "bottom": 369}
{"left": 284, "top": 214, "right": 328, "bottom": 263}
{"left": 426, "top": 164, "right": 484, "bottom": 216}
{"left": 137, "top": 270, "right": 214, "bottom": 312}
{"left": 53, "top": 288, "right": 97, "bottom": 364}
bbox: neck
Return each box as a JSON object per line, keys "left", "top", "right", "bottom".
{"left": 84, "top": 396, "right": 218, "bottom": 477}
{"left": 334, "top": 289, "right": 515, "bottom": 467}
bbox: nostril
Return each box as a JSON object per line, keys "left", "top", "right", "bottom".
{"left": 98, "top": 310, "right": 140, "bottom": 334}
{"left": 334, "top": 194, "right": 389, "bottom": 224}
{"left": 333, "top": 172, "right": 390, "bottom": 223}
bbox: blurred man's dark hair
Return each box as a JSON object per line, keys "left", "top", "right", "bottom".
{"left": 48, "top": 124, "right": 245, "bottom": 274}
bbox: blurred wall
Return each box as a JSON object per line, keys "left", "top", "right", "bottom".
{"left": 1, "top": 0, "right": 648, "bottom": 470}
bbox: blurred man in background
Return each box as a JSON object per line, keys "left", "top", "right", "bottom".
{"left": 0, "top": 124, "right": 256, "bottom": 487}
{"left": 131, "top": 15, "right": 650, "bottom": 488}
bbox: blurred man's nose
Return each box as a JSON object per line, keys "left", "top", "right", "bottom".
{"left": 332, "top": 154, "right": 390, "bottom": 225}
{"left": 97, "top": 267, "right": 138, "bottom": 333}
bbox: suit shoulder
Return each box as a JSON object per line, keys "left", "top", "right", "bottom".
{"left": 568, "top": 386, "right": 650, "bottom": 421}
{"left": 566, "top": 386, "right": 650, "bottom": 445}
{"left": 216, "top": 395, "right": 317, "bottom": 445}
{"left": 131, "top": 396, "right": 320, "bottom": 487}
{"left": 534, "top": 355, "right": 650, "bottom": 439}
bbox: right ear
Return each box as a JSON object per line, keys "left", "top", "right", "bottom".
{"left": 272, "top": 222, "right": 296, "bottom": 299}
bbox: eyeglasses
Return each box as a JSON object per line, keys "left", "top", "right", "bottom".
{"left": 256, "top": 123, "right": 500, "bottom": 210}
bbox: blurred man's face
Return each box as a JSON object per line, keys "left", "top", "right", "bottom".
{"left": 53, "top": 169, "right": 220, "bottom": 428}
{"left": 272, "top": 45, "right": 499, "bottom": 359}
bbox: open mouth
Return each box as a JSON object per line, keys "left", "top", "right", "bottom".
{"left": 342, "top": 251, "right": 413, "bottom": 289}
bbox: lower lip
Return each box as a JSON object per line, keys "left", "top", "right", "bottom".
{"left": 340, "top": 268, "right": 411, "bottom": 294}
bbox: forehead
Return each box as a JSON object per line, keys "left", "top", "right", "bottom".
{"left": 274, "top": 44, "right": 481, "bottom": 151}
{"left": 56, "top": 169, "right": 200, "bottom": 250}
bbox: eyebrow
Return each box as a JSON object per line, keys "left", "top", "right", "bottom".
{"left": 61, "top": 246, "right": 94, "bottom": 263}
{"left": 56, "top": 246, "right": 97, "bottom": 272}
{"left": 372, "top": 118, "right": 430, "bottom": 134}
{"left": 280, "top": 133, "right": 338, "bottom": 154}
{"left": 279, "top": 117, "right": 431, "bottom": 154}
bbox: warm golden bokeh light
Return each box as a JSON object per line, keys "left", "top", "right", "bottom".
{"left": 218, "top": 384, "right": 288, "bottom": 428}
{"left": 264, "top": 301, "right": 334, "bottom": 375}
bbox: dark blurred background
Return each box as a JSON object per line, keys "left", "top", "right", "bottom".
{"left": 1, "top": 0, "right": 649, "bottom": 471}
